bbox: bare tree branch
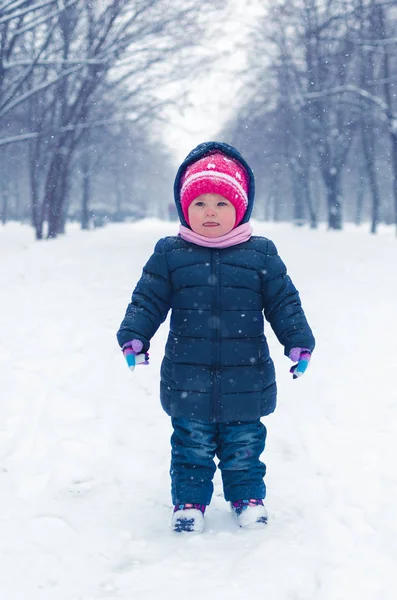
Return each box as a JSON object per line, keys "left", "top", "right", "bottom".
{"left": 0, "top": 0, "right": 55, "bottom": 24}
{"left": 11, "top": 0, "right": 78, "bottom": 36}
{"left": 304, "top": 83, "right": 392, "bottom": 117}
{"left": 0, "top": 61, "right": 85, "bottom": 118}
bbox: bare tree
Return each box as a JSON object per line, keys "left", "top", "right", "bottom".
{"left": 356, "top": 0, "right": 382, "bottom": 233}
{"left": 303, "top": 1, "right": 397, "bottom": 233}
{"left": 1, "top": 0, "right": 226, "bottom": 238}
{"left": 227, "top": 0, "right": 361, "bottom": 229}
{"left": 221, "top": 0, "right": 397, "bottom": 234}
{"left": 0, "top": 1, "right": 79, "bottom": 119}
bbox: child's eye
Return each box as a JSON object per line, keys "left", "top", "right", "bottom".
{"left": 217, "top": 202, "right": 228, "bottom": 206}
{"left": 195, "top": 201, "right": 205, "bottom": 207}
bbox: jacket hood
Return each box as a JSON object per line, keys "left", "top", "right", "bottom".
{"left": 173, "top": 141, "right": 255, "bottom": 228}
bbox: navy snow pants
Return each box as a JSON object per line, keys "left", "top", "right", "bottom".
{"left": 170, "top": 417, "right": 267, "bottom": 505}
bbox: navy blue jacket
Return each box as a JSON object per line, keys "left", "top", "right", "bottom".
{"left": 117, "top": 142, "right": 315, "bottom": 422}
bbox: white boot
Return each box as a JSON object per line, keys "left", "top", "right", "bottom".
{"left": 171, "top": 505, "right": 205, "bottom": 533}
{"left": 230, "top": 499, "right": 268, "bottom": 529}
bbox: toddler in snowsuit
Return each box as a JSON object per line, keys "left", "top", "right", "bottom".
{"left": 117, "top": 141, "right": 315, "bottom": 533}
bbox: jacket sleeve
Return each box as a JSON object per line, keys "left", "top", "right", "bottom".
{"left": 260, "top": 240, "right": 315, "bottom": 356}
{"left": 116, "top": 238, "right": 172, "bottom": 352}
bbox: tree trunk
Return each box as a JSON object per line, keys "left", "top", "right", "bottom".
{"left": 361, "top": 126, "right": 380, "bottom": 234}
{"left": 59, "top": 191, "right": 70, "bottom": 234}
{"left": 46, "top": 139, "right": 74, "bottom": 239}
{"left": 29, "top": 144, "right": 42, "bottom": 237}
{"left": 325, "top": 172, "right": 343, "bottom": 230}
{"left": 302, "top": 175, "right": 317, "bottom": 228}
{"left": 390, "top": 132, "right": 397, "bottom": 237}
{"left": 46, "top": 153, "right": 64, "bottom": 239}
{"left": 368, "top": 163, "right": 380, "bottom": 235}
{"left": 114, "top": 170, "right": 123, "bottom": 222}
{"left": 291, "top": 167, "right": 306, "bottom": 225}
{"left": 302, "top": 147, "right": 317, "bottom": 229}
{"left": 264, "top": 189, "right": 271, "bottom": 221}
{"left": 81, "top": 152, "right": 91, "bottom": 230}
{"left": 81, "top": 171, "right": 90, "bottom": 229}
{"left": 355, "top": 162, "right": 366, "bottom": 226}
{"left": 36, "top": 150, "right": 61, "bottom": 240}
{"left": 1, "top": 189, "right": 8, "bottom": 225}
{"left": 14, "top": 175, "right": 21, "bottom": 221}
{"left": 47, "top": 154, "right": 71, "bottom": 239}
{"left": 273, "top": 187, "right": 281, "bottom": 222}
{"left": 267, "top": 168, "right": 280, "bottom": 221}
{"left": 377, "top": 4, "right": 397, "bottom": 235}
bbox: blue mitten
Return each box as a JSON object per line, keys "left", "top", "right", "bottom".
{"left": 289, "top": 348, "right": 311, "bottom": 379}
{"left": 122, "top": 339, "right": 149, "bottom": 372}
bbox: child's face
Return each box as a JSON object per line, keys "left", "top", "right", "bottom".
{"left": 187, "top": 194, "right": 236, "bottom": 238}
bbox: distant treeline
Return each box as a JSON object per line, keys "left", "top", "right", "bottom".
{"left": 221, "top": 0, "right": 397, "bottom": 235}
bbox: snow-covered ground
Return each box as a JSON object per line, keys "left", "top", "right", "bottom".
{"left": 1, "top": 219, "right": 396, "bottom": 600}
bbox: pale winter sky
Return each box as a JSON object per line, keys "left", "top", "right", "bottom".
{"left": 161, "top": 0, "right": 264, "bottom": 160}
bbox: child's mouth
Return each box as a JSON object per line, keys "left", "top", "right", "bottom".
{"left": 203, "top": 222, "right": 219, "bottom": 227}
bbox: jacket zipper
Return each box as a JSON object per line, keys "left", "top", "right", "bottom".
{"left": 211, "top": 250, "right": 221, "bottom": 421}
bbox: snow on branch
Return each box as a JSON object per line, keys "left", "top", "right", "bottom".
{"left": 355, "top": 36, "right": 397, "bottom": 47}
{"left": 4, "top": 58, "right": 109, "bottom": 68}
{"left": 0, "top": 62, "right": 84, "bottom": 118}
{"left": 0, "top": 0, "right": 56, "bottom": 24}
{"left": 0, "top": 113, "right": 155, "bottom": 147}
{"left": 304, "top": 84, "right": 393, "bottom": 117}
{"left": 11, "top": 0, "right": 79, "bottom": 36}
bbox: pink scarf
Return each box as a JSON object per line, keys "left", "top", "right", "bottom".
{"left": 178, "top": 222, "right": 253, "bottom": 248}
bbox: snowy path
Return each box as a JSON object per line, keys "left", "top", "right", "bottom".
{"left": 1, "top": 220, "right": 396, "bottom": 600}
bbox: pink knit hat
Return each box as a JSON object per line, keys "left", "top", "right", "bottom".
{"left": 180, "top": 152, "right": 249, "bottom": 227}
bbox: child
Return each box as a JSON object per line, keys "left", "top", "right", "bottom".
{"left": 117, "top": 141, "right": 315, "bottom": 533}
